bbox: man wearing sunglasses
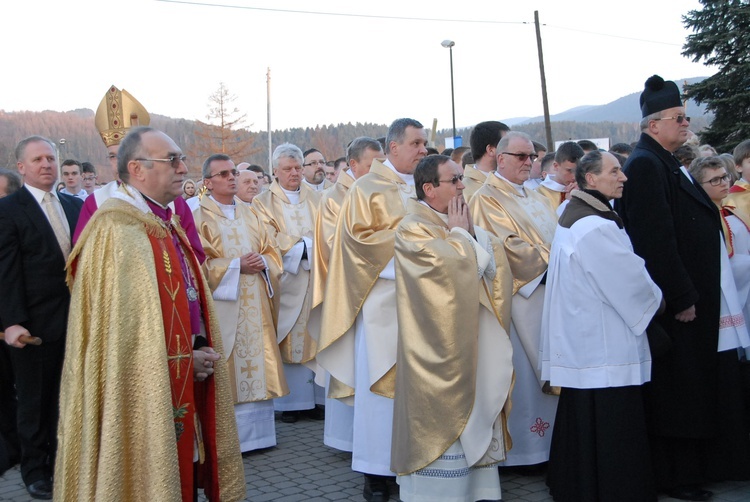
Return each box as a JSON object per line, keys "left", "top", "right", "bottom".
{"left": 615, "top": 75, "right": 722, "bottom": 502}
{"left": 392, "top": 155, "right": 514, "bottom": 501}
{"left": 318, "top": 118, "right": 428, "bottom": 501}
{"left": 193, "top": 154, "right": 288, "bottom": 454}
{"left": 469, "top": 130, "right": 560, "bottom": 471}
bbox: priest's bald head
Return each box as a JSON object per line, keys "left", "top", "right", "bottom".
{"left": 386, "top": 118, "right": 428, "bottom": 175}
{"left": 118, "top": 126, "right": 188, "bottom": 206}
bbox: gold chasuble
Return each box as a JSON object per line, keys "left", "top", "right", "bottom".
{"left": 309, "top": 170, "right": 355, "bottom": 395}
{"left": 55, "top": 188, "right": 244, "bottom": 502}
{"left": 726, "top": 179, "right": 750, "bottom": 229}
{"left": 252, "top": 181, "right": 321, "bottom": 364}
{"left": 318, "top": 160, "right": 414, "bottom": 399}
{"left": 462, "top": 164, "right": 489, "bottom": 201}
{"left": 391, "top": 200, "right": 514, "bottom": 475}
{"left": 469, "top": 173, "right": 556, "bottom": 294}
{"left": 536, "top": 184, "right": 564, "bottom": 211}
{"left": 193, "top": 196, "right": 288, "bottom": 404}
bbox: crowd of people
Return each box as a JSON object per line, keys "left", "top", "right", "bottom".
{"left": 1, "top": 75, "right": 749, "bottom": 502}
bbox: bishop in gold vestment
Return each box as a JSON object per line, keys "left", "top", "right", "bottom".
{"left": 194, "top": 192, "right": 288, "bottom": 452}
{"left": 469, "top": 131, "right": 560, "bottom": 468}
{"left": 55, "top": 184, "right": 245, "bottom": 502}
{"left": 392, "top": 155, "right": 514, "bottom": 501}
{"left": 252, "top": 144, "right": 323, "bottom": 416}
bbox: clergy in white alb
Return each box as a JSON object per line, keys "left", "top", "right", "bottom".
{"left": 251, "top": 143, "right": 323, "bottom": 420}
{"left": 542, "top": 151, "right": 662, "bottom": 502}
{"left": 392, "top": 156, "right": 514, "bottom": 502}
{"left": 193, "top": 154, "right": 288, "bottom": 452}
{"left": 317, "top": 119, "right": 428, "bottom": 501}
{"left": 468, "top": 131, "right": 559, "bottom": 467}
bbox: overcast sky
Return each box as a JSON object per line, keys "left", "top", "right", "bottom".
{"left": 0, "top": 0, "right": 712, "bottom": 132}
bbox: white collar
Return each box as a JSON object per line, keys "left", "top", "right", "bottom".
{"left": 494, "top": 171, "right": 526, "bottom": 196}
{"left": 384, "top": 158, "right": 415, "bottom": 186}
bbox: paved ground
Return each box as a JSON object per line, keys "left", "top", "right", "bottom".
{"left": 1, "top": 414, "right": 749, "bottom": 501}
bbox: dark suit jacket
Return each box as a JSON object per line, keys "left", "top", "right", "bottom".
{"left": 615, "top": 132, "right": 721, "bottom": 438}
{"left": 0, "top": 186, "right": 83, "bottom": 342}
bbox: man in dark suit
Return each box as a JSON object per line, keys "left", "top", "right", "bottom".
{"left": 615, "top": 76, "right": 721, "bottom": 502}
{"left": 0, "top": 136, "right": 83, "bottom": 499}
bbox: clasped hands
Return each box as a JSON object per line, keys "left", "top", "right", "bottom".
{"left": 239, "top": 251, "right": 265, "bottom": 274}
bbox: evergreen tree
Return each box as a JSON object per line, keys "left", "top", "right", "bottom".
{"left": 682, "top": 0, "right": 750, "bottom": 152}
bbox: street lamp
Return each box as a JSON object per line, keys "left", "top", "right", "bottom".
{"left": 441, "top": 40, "right": 456, "bottom": 142}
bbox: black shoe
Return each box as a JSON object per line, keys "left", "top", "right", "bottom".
{"left": 665, "top": 486, "right": 713, "bottom": 501}
{"left": 280, "top": 411, "right": 300, "bottom": 423}
{"left": 26, "top": 479, "right": 53, "bottom": 500}
{"left": 302, "top": 405, "right": 325, "bottom": 421}
{"left": 363, "top": 474, "right": 390, "bottom": 502}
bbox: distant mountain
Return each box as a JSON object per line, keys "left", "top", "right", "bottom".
{"left": 509, "top": 77, "right": 712, "bottom": 125}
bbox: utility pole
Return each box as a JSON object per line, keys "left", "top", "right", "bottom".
{"left": 535, "top": 11, "right": 553, "bottom": 150}
{"left": 267, "top": 67, "right": 272, "bottom": 174}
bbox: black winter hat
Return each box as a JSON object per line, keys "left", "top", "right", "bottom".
{"left": 639, "top": 75, "right": 682, "bottom": 118}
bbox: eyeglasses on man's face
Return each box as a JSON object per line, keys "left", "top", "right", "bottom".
{"left": 654, "top": 115, "right": 691, "bottom": 124}
{"left": 501, "top": 152, "right": 539, "bottom": 163}
{"left": 438, "top": 174, "right": 464, "bottom": 185}
{"left": 206, "top": 169, "right": 239, "bottom": 179}
{"left": 303, "top": 160, "right": 327, "bottom": 167}
{"left": 701, "top": 173, "right": 731, "bottom": 186}
{"left": 135, "top": 154, "right": 187, "bottom": 169}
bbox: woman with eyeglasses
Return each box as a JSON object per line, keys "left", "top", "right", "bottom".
{"left": 687, "top": 155, "right": 750, "bottom": 482}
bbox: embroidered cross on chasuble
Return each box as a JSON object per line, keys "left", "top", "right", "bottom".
{"left": 148, "top": 230, "right": 199, "bottom": 502}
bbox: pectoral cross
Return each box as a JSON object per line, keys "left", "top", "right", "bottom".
{"left": 167, "top": 333, "right": 192, "bottom": 380}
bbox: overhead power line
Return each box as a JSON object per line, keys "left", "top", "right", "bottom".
{"left": 156, "top": 0, "right": 683, "bottom": 47}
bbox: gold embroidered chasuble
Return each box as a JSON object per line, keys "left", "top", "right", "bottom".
{"left": 462, "top": 164, "right": 490, "bottom": 201}
{"left": 55, "top": 194, "right": 245, "bottom": 502}
{"left": 725, "top": 179, "right": 750, "bottom": 228}
{"left": 193, "top": 196, "right": 288, "bottom": 403}
{"left": 535, "top": 184, "right": 564, "bottom": 211}
{"left": 391, "top": 199, "right": 515, "bottom": 475}
{"left": 317, "top": 160, "right": 414, "bottom": 398}
{"left": 251, "top": 181, "right": 321, "bottom": 364}
{"left": 469, "top": 173, "right": 557, "bottom": 294}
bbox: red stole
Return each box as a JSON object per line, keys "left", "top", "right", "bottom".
{"left": 148, "top": 233, "right": 197, "bottom": 502}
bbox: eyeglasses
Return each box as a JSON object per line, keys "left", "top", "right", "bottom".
{"left": 501, "top": 152, "right": 539, "bottom": 162}
{"left": 206, "top": 169, "right": 239, "bottom": 179}
{"left": 135, "top": 154, "right": 187, "bottom": 169}
{"left": 438, "top": 174, "right": 464, "bottom": 185}
{"left": 82, "top": 176, "right": 97, "bottom": 182}
{"left": 654, "top": 115, "right": 691, "bottom": 124}
{"left": 303, "top": 160, "right": 327, "bottom": 167}
{"left": 701, "top": 174, "right": 731, "bottom": 186}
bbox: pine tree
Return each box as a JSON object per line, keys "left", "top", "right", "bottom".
{"left": 682, "top": 0, "right": 750, "bottom": 152}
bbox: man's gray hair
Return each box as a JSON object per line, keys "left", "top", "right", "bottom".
{"left": 347, "top": 137, "right": 383, "bottom": 164}
{"left": 386, "top": 118, "right": 423, "bottom": 154}
{"left": 272, "top": 143, "right": 304, "bottom": 169}
{"left": 117, "top": 126, "right": 156, "bottom": 183}
{"left": 0, "top": 168, "right": 22, "bottom": 196}
{"left": 496, "top": 131, "right": 533, "bottom": 152}
{"left": 15, "top": 136, "right": 56, "bottom": 162}
{"left": 640, "top": 111, "right": 662, "bottom": 131}
{"left": 575, "top": 150, "right": 605, "bottom": 188}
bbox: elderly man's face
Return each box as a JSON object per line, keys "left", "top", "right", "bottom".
{"left": 497, "top": 137, "right": 535, "bottom": 185}
{"left": 275, "top": 156, "right": 302, "bottom": 191}
{"left": 237, "top": 170, "right": 260, "bottom": 203}
{"left": 17, "top": 140, "right": 58, "bottom": 191}
{"left": 587, "top": 152, "right": 627, "bottom": 200}
{"left": 132, "top": 131, "right": 187, "bottom": 205}
{"left": 651, "top": 106, "right": 690, "bottom": 152}
{"left": 302, "top": 151, "right": 326, "bottom": 184}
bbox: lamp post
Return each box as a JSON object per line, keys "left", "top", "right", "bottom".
{"left": 441, "top": 40, "right": 456, "bottom": 143}
{"left": 58, "top": 139, "right": 66, "bottom": 181}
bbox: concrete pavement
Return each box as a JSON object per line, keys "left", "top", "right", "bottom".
{"left": 1, "top": 413, "right": 749, "bottom": 501}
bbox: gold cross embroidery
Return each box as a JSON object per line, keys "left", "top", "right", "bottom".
{"left": 167, "top": 332, "right": 192, "bottom": 380}
{"left": 227, "top": 227, "right": 242, "bottom": 246}
{"left": 290, "top": 210, "right": 304, "bottom": 227}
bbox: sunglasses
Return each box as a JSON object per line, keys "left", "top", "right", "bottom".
{"left": 501, "top": 152, "right": 539, "bottom": 162}
{"left": 654, "top": 115, "right": 691, "bottom": 124}
{"left": 438, "top": 174, "right": 464, "bottom": 185}
{"left": 206, "top": 169, "right": 239, "bottom": 179}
